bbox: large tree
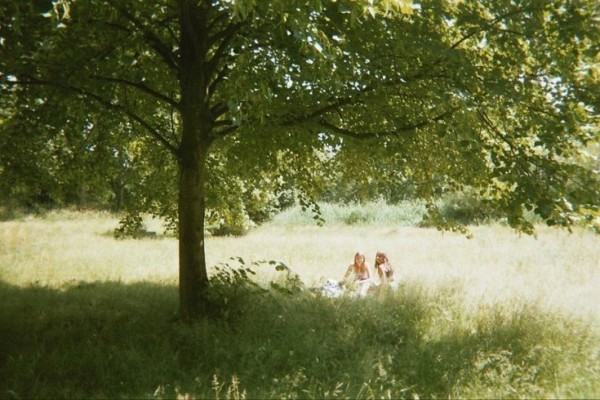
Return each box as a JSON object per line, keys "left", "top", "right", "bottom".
{"left": 1, "top": 0, "right": 598, "bottom": 317}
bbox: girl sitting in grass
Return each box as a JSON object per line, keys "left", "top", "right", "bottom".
{"left": 343, "top": 251, "right": 372, "bottom": 297}
{"left": 374, "top": 251, "right": 399, "bottom": 289}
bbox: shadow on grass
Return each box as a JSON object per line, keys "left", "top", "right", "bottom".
{"left": 0, "top": 279, "right": 598, "bottom": 399}
{"left": 0, "top": 280, "right": 181, "bottom": 399}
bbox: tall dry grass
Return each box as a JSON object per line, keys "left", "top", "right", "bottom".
{"left": 1, "top": 210, "right": 598, "bottom": 325}
{"left": 0, "top": 211, "right": 178, "bottom": 285}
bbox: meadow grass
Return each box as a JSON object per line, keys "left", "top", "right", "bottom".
{"left": 1, "top": 209, "right": 599, "bottom": 398}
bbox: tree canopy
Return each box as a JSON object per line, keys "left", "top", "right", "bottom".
{"left": 1, "top": 0, "right": 598, "bottom": 317}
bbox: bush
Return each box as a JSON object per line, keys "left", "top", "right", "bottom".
{"left": 344, "top": 209, "right": 372, "bottom": 225}
{"left": 418, "top": 190, "right": 503, "bottom": 229}
{"left": 436, "top": 191, "right": 497, "bottom": 225}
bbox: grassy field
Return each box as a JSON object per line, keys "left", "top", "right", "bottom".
{"left": 1, "top": 209, "right": 599, "bottom": 398}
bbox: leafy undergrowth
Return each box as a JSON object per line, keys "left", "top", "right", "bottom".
{"left": 1, "top": 267, "right": 599, "bottom": 399}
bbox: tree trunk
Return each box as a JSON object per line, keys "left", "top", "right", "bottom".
{"left": 177, "top": 0, "right": 212, "bottom": 319}
{"left": 178, "top": 143, "right": 210, "bottom": 318}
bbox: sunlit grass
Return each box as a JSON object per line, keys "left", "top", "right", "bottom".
{"left": 1, "top": 209, "right": 598, "bottom": 323}
{"left": 0, "top": 211, "right": 177, "bottom": 286}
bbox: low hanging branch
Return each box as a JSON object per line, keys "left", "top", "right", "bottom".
{"left": 91, "top": 75, "right": 180, "bottom": 109}
{"left": 317, "top": 107, "right": 458, "bottom": 140}
{"left": 10, "top": 76, "right": 180, "bottom": 156}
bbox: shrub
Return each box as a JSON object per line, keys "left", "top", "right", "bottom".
{"left": 438, "top": 190, "right": 498, "bottom": 225}
{"left": 344, "top": 209, "right": 372, "bottom": 225}
{"left": 418, "top": 190, "right": 503, "bottom": 229}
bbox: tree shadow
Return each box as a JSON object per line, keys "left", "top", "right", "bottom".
{"left": 0, "top": 279, "right": 596, "bottom": 399}
{"left": 0, "top": 279, "right": 180, "bottom": 398}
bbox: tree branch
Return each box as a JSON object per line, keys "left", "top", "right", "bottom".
{"left": 316, "top": 107, "right": 458, "bottom": 140}
{"left": 207, "top": 11, "right": 229, "bottom": 33}
{"left": 278, "top": 69, "right": 450, "bottom": 128}
{"left": 448, "top": 6, "right": 539, "bottom": 51}
{"left": 106, "top": 0, "right": 179, "bottom": 73}
{"left": 476, "top": 108, "right": 517, "bottom": 156}
{"left": 206, "top": 21, "right": 245, "bottom": 99}
{"left": 281, "top": 97, "right": 355, "bottom": 127}
{"left": 213, "top": 124, "right": 239, "bottom": 138}
{"left": 92, "top": 75, "right": 180, "bottom": 109}
{"left": 210, "top": 102, "right": 229, "bottom": 119}
{"left": 12, "top": 76, "right": 180, "bottom": 156}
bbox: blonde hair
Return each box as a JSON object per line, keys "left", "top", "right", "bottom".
{"left": 347, "top": 251, "right": 370, "bottom": 280}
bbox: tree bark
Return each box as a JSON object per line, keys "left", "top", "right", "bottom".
{"left": 177, "top": 0, "right": 213, "bottom": 318}
{"left": 178, "top": 142, "right": 210, "bottom": 318}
